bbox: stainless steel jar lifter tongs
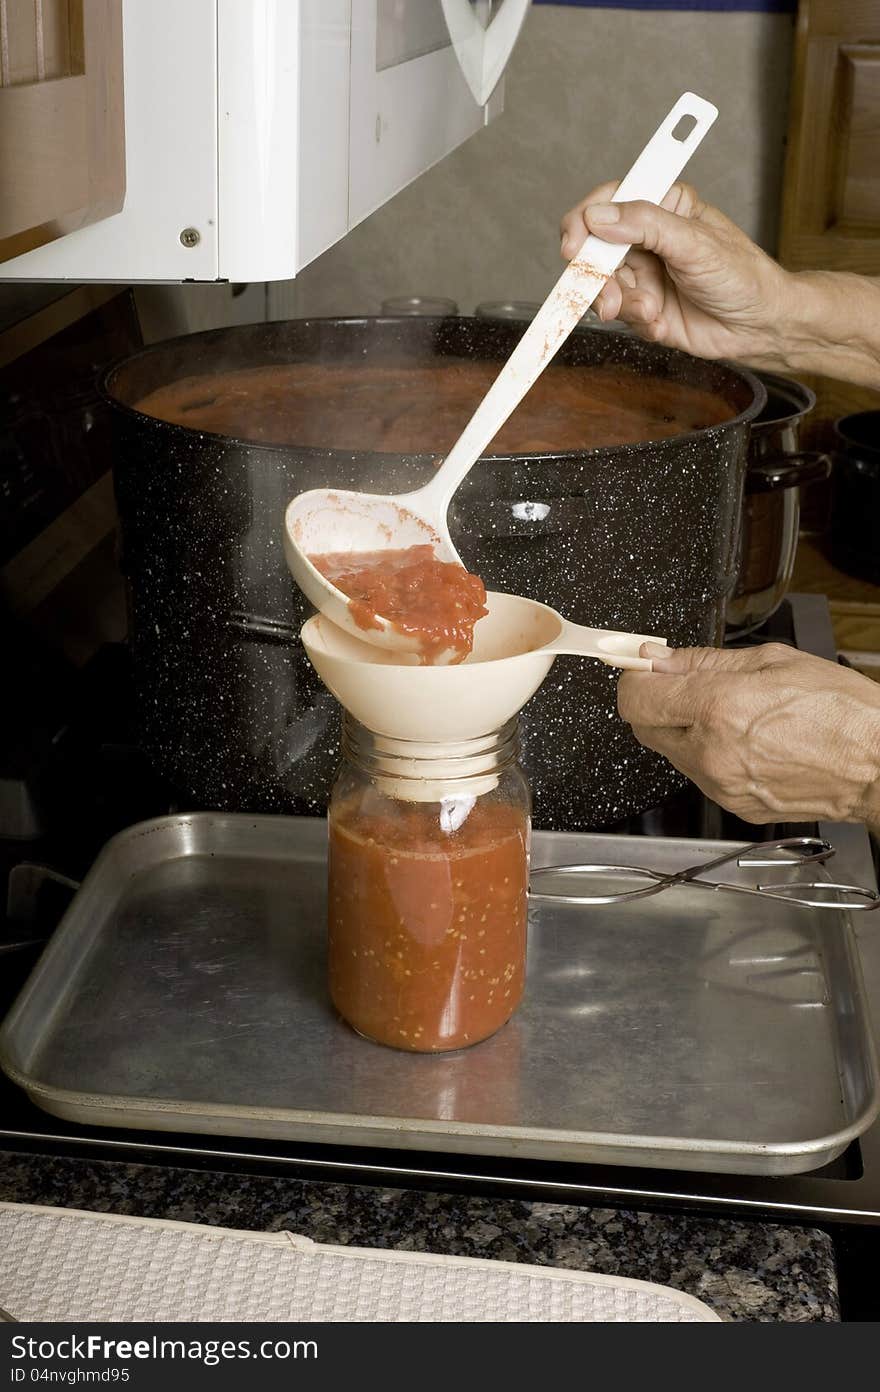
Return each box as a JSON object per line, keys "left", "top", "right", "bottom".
{"left": 529, "top": 836, "right": 880, "bottom": 910}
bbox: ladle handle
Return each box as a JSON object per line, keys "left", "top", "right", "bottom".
{"left": 547, "top": 619, "right": 668, "bottom": 671}
{"left": 419, "top": 92, "right": 718, "bottom": 514}
{"left": 577, "top": 91, "right": 719, "bottom": 276}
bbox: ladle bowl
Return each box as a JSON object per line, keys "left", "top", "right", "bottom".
{"left": 301, "top": 591, "right": 665, "bottom": 743}
{"left": 284, "top": 487, "right": 454, "bottom": 661}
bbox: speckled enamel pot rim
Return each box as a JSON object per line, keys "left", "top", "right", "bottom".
{"left": 102, "top": 315, "right": 768, "bottom": 461}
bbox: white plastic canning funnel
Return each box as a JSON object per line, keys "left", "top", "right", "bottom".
{"left": 284, "top": 92, "right": 718, "bottom": 662}
{"left": 300, "top": 591, "right": 667, "bottom": 744}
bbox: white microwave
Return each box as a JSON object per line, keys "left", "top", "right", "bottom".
{"left": 0, "top": 0, "right": 528, "bottom": 284}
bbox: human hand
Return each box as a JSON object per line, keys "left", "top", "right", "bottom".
{"left": 559, "top": 181, "right": 793, "bottom": 366}
{"left": 617, "top": 643, "right": 880, "bottom": 827}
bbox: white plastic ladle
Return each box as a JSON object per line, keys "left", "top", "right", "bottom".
{"left": 284, "top": 92, "right": 718, "bottom": 661}
{"left": 300, "top": 591, "right": 666, "bottom": 745}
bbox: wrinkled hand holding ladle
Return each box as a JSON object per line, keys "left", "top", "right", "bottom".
{"left": 284, "top": 93, "right": 718, "bottom": 668}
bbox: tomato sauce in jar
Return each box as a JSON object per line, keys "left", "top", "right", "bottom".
{"left": 310, "top": 544, "right": 488, "bottom": 664}
{"left": 328, "top": 797, "right": 529, "bottom": 1051}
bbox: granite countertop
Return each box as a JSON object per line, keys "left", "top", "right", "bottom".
{"left": 0, "top": 1150, "right": 838, "bottom": 1322}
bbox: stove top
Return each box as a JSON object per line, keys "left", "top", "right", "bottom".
{"left": 2, "top": 595, "right": 879, "bottom": 1224}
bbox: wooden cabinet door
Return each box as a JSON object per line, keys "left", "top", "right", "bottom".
{"left": 779, "top": 0, "right": 880, "bottom": 426}
{"left": 0, "top": 0, "right": 124, "bottom": 263}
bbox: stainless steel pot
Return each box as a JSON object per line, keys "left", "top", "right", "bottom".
{"left": 727, "top": 371, "right": 831, "bottom": 636}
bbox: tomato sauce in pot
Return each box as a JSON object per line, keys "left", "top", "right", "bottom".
{"left": 135, "top": 357, "right": 734, "bottom": 454}
{"left": 328, "top": 799, "right": 529, "bottom": 1051}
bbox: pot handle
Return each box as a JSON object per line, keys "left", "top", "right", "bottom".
{"left": 229, "top": 611, "right": 299, "bottom": 645}
{"left": 748, "top": 451, "right": 832, "bottom": 494}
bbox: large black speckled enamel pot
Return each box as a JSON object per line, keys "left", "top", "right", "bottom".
{"left": 104, "top": 316, "right": 765, "bottom": 831}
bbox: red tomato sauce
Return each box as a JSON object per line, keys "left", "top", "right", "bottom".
{"left": 328, "top": 799, "right": 529, "bottom": 1052}
{"left": 310, "top": 544, "right": 488, "bottom": 663}
{"left": 135, "top": 359, "right": 734, "bottom": 454}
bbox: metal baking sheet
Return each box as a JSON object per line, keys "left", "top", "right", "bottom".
{"left": 2, "top": 814, "right": 878, "bottom": 1176}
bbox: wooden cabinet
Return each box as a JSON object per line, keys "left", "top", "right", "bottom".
{"left": 780, "top": 2, "right": 880, "bottom": 663}
{"left": 780, "top": 2, "right": 880, "bottom": 271}
{"left": 834, "top": 42, "right": 880, "bottom": 231}
{"left": 779, "top": 0, "right": 880, "bottom": 431}
{"left": 778, "top": 0, "right": 880, "bottom": 533}
{"left": 0, "top": 0, "right": 124, "bottom": 263}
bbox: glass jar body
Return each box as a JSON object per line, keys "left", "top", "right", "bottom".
{"left": 327, "top": 720, "right": 531, "bottom": 1053}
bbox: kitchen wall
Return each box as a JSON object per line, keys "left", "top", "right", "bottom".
{"left": 136, "top": 2, "right": 795, "bottom": 338}
{"left": 277, "top": 4, "right": 795, "bottom": 320}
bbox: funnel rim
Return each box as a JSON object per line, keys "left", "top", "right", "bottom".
{"left": 300, "top": 592, "right": 560, "bottom": 673}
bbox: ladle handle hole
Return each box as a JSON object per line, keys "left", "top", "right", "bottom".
{"left": 671, "top": 113, "right": 698, "bottom": 142}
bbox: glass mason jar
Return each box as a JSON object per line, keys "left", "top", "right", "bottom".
{"left": 327, "top": 715, "right": 531, "bottom": 1053}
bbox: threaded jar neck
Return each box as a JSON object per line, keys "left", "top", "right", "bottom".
{"left": 341, "top": 714, "right": 521, "bottom": 800}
